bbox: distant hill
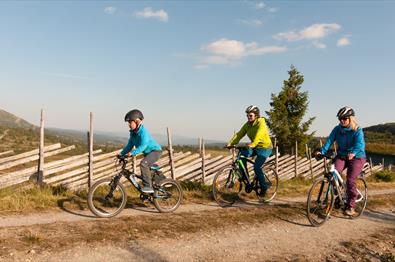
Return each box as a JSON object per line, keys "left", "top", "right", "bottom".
{"left": 363, "top": 123, "right": 395, "bottom": 144}
{"left": 363, "top": 123, "right": 395, "bottom": 135}
{"left": 0, "top": 109, "right": 225, "bottom": 155}
{"left": 0, "top": 109, "right": 36, "bottom": 129}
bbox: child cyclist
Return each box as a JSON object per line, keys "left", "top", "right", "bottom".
{"left": 118, "top": 109, "right": 162, "bottom": 193}
{"left": 226, "top": 105, "right": 273, "bottom": 197}
{"left": 318, "top": 106, "right": 366, "bottom": 216}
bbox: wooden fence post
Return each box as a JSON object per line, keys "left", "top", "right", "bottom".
{"left": 132, "top": 151, "right": 137, "bottom": 173}
{"left": 167, "top": 127, "right": 175, "bottom": 179}
{"left": 37, "top": 109, "right": 45, "bottom": 185}
{"left": 320, "top": 139, "right": 328, "bottom": 173}
{"left": 201, "top": 138, "right": 206, "bottom": 184}
{"left": 308, "top": 147, "right": 314, "bottom": 179}
{"left": 87, "top": 112, "right": 93, "bottom": 188}
{"left": 294, "top": 141, "right": 298, "bottom": 178}
{"left": 275, "top": 146, "right": 279, "bottom": 175}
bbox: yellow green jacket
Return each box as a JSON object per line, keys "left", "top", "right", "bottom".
{"left": 228, "top": 118, "right": 272, "bottom": 148}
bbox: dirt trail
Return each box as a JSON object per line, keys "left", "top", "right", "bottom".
{"left": 6, "top": 208, "right": 395, "bottom": 262}
{"left": 1, "top": 188, "right": 394, "bottom": 228}
{"left": 1, "top": 189, "right": 394, "bottom": 261}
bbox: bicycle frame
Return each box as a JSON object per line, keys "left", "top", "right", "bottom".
{"left": 322, "top": 157, "right": 364, "bottom": 206}
{"left": 234, "top": 150, "right": 255, "bottom": 185}
{"left": 115, "top": 158, "right": 162, "bottom": 195}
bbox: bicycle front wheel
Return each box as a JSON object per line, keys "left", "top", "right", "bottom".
{"left": 352, "top": 176, "right": 368, "bottom": 218}
{"left": 306, "top": 177, "right": 334, "bottom": 227}
{"left": 153, "top": 179, "right": 183, "bottom": 213}
{"left": 87, "top": 177, "right": 127, "bottom": 218}
{"left": 212, "top": 165, "right": 243, "bottom": 207}
{"left": 256, "top": 167, "right": 279, "bottom": 202}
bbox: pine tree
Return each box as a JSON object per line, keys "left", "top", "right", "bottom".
{"left": 266, "top": 65, "right": 315, "bottom": 155}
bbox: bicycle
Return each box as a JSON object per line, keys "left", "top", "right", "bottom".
{"left": 306, "top": 151, "right": 368, "bottom": 227}
{"left": 87, "top": 156, "right": 183, "bottom": 218}
{"left": 212, "top": 145, "right": 279, "bottom": 206}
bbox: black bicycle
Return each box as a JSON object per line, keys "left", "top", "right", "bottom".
{"left": 306, "top": 152, "right": 368, "bottom": 226}
{"left": 87, "top": 156, "right": 183, "bottom": 218}
{"left": 212, "top": 145, "right": 279, "bottom": 206}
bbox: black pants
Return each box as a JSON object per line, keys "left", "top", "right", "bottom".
{"left": 140, "top": 150, "right": 162, "bottom": 187}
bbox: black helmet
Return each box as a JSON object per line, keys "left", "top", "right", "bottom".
{"left": 245, "top": 105, "right": 260, "bottom": 116}
{"left": 337, "top": 106, "right": 355, "bottom": 119}
{"left": 124, "top": 109, "right": 144, "bottom": 122}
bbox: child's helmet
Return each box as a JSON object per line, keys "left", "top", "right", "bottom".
{"left": 124, "top": 109, "right": 144, "bottom": 122}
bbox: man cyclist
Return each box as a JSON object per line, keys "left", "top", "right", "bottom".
{"left": 119, "top": 109, "right": 162, "bottom": 193}
{"left": 227, "top": 105, "right": 273, "bottom": 197}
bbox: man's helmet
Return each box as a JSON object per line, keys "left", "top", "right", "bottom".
{"left": 336, "top": 106, "right": 355, "bottom": 119}
{"left": 245, "top": 105, "right": 260, "bottom": 116}
{"left": 124, "top": 109, "right": 144, "bottom": 122}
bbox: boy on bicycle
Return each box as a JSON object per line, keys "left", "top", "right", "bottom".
{"left": 226, "top": 105, "right": 273, "bottom": 197}
{"left": 119, "top": 109, "right": 162, "bottom": 193}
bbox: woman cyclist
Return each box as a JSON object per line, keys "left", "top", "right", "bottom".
{"left": 119, "top": 109, "right": 162, "bottom": 193}
{"left": 226, "top": 105, "right": 273, "bottom": 197}
{"left": 318, "top": 106, "right": 366, "bottom": 216}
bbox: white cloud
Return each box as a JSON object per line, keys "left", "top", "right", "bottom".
{"left": 337, "top": 37, "right": 351, "bottom": 47}
{"left": 268, "top": 7, "right": 278, "bottom": 13}
{"left": 313, "top": 41, "right": 327, "bottom": 49}
{"left": 255, "top": 2, "right": 265, "bottom": 9}
{"left": 237, "top": 19, "right": 264, "bottom": 27}
{"left": 198, "top": 38, "right": 287, "bottom": 67}
{"left": 135, "top": 7, "right": 169, "bottom": 22}
{"left": 104, "top": 6, "right": 117, "bottom": 15}
{"left": 274, "top": 23, "right": 341, "bottom": 41}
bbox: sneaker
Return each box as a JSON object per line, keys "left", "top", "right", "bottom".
{"left": 258, "top": 188, "right": 267, "bottom": 197}
{"left": 344, "top": 208, "right": 356, "bottom": 216}
{"left": 141, "top": 186, "right": 154, "bottom": 194}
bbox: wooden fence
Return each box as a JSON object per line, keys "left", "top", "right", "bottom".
{"left": 0, "top": 111, "right": 385, "bottom": 191}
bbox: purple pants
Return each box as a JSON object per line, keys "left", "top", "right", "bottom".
{"left": 334, "top": 157, "right": 366, "bottom": 209}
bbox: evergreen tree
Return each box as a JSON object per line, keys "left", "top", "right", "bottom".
{"left": 266, "top": 65, "right": 315, "bottom": 155}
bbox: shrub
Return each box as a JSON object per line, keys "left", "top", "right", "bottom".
{"left": 373, "top": 170, "right": 395, "bottom": 182}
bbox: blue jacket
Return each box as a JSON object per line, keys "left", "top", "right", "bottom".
{"left": 121, "top": 124, "right": 162, "bottom": 156}
{"left": 321, "top": 125, "right": 366, "bottom": 158}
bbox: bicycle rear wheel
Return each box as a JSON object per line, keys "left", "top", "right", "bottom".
{"left": 352, "top": 176, "right": 368, "bottom": 218}
{"left": 87, "top": 177, "right": 127, "bottom": 218}
{"left": 306, "top": 177, "right": 334, "bottom": 227}
{"left": 212, "top": 165, "right": 242, "bottom": 207}
{"left": 153, "top": 178, "right": 183, "bottom": 213}
{"left": 256, "top": 167, "right": 279, "bottom": 202}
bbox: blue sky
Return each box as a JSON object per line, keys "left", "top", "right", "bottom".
{"left": 1, "top": 1, "right": 394, "bottom": 141}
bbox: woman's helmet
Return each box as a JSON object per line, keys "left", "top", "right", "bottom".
{"left": 245, "top": 105, "right": 260, "bottom": 116}
{"left": 336, "top": 106, "right": 355, "bottom": 119}
{"left": 124, "top": 109, "right": 144, "bottom": 122}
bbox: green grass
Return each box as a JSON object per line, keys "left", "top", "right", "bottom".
{"left": 0, "top": 185, "right": 86, "bottom": 214}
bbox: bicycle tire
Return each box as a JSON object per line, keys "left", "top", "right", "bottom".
{"left": 153, "top": 178, "right": 183, "bottom": 213}
{"left": 256, "top": 167, "right": 279, "bottom": 202}
{"left": 306, "top": 176, "right": 334, "bottom": 227}
{"left": 212, "top": 165, "right": 243, "bottom": 207}
{"left": 352, "top": 176, "right": 368, "bottom": 218}
{"left": 87, "top": 177, "right": 127, "bottom": 218}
